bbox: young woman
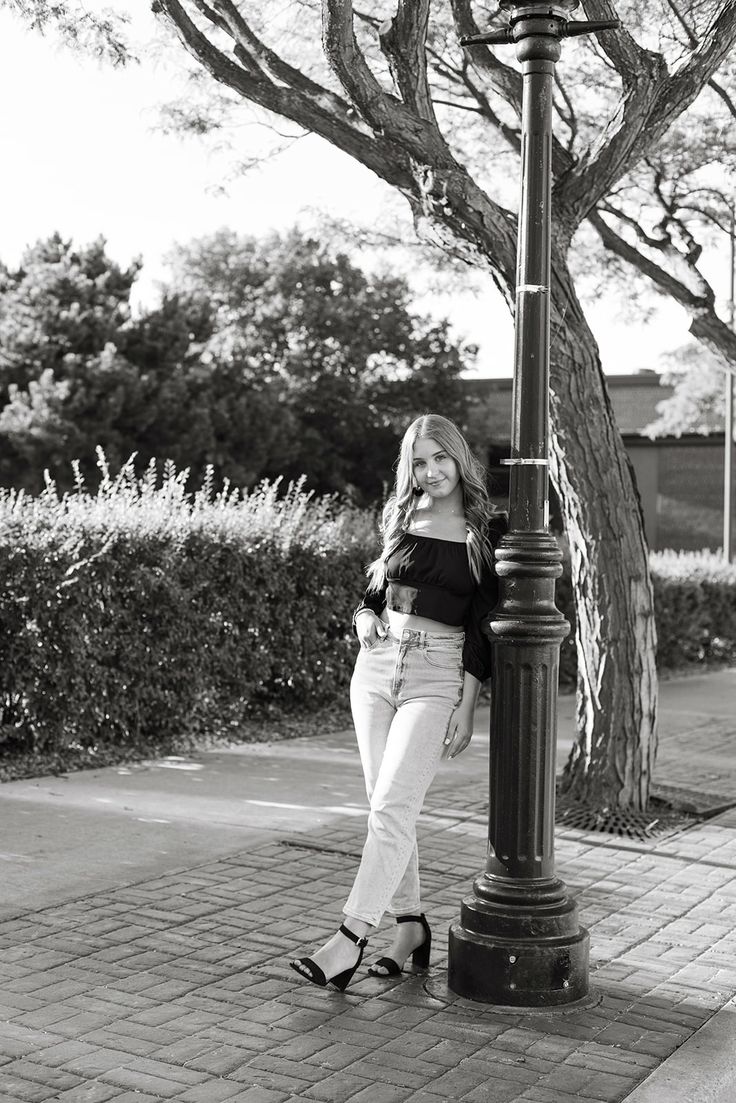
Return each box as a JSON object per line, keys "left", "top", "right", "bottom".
{"left": 289, "top": 414, "right": 506, "bottom": 992}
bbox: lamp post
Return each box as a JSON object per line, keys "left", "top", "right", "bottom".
{"left": 448, "top": 2, "right": 617, "bottom": 1006}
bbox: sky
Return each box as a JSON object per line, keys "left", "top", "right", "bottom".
{"left": 0, "top": 5, "right": 707, "bottom": 378}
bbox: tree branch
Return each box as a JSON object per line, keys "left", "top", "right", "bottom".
{"left": 154, "top": 0, "right": 415, "bottom": 193}
{"left": 432, "top": 98, "right": 482, "bottom": 114}
{"left": 709, "top": 77, "right": 736, "bottom": 120}
{"left": 589, "top": 209, "right": 736, "bottom": 374}
{"left": 422, "top": 49, "right": 517, "bottom": 149}
{"left": 322, "top": 0, "right": 435, "bottom": 151}
{"left": 662, "top": 0, "right": 697, "bottom": 47}
{"left": 661, "top": 0, "right": 736, "bottom": 118}
{"left": 598, "top": 201, "right": 669, "bottom": 252}
{"left": 156, "top": 1, "right": 518, "bottom": 291}
{"left": 653, "top": 2, "right": 736, "bottom": 131}
{"left": 557, "top": 2, "right": 736, "bottom": 234}
{"left": 444, "top": 59, "right": 522, "bottom": 155}
{"left": 320, "top": 0, "right": 519, "bottom": 285}
{"left": 581, "top": 0, "right": 659, "bottom": 91}
{"left": 192, "top": 1, "right": 228, "bottom": 35}
{"left": 211, "top": 0, "right": 360, "bottom": 119}
{"left": 448, "top": 0, "right": 523, "bottom": 116}
{"left": 554, "top": 70, "right": 578, "bottom": 151}
{"left": 378, "top": 0, "right": 436, "bottom": 124}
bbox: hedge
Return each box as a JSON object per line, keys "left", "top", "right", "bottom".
{"left": 0, "top": 459, "right": 733, "bottom": 759}
{"left": 0, "top": 458, "right": 375, "bottom": 757}
{"left": 555, "top": 546, "right": 736, "bottom": 687}
{"left": 649, "top": 549, "right": 736, "bottom": 667}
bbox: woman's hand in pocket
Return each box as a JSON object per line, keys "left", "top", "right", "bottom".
{"left": 355, "top": 610, "right": 387, "bottom": 650}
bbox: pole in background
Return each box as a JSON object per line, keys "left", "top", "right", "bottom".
{"left": 448, "top": 2, "right": 617, "bottom": 1006}
{"left": 725, "top": 206, "right": 734, "bottom": 564}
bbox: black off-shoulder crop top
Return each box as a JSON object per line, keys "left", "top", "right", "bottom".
{"left": 383, "top": 534, "right": 473, "bottom": 624}
{"left": 353, "top": 514, "right": 507, "bottom": 682}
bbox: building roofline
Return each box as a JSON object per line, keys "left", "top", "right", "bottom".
{"left": 464, "top": 372, "right": 666, "bottom": 393}
{"left": 622, "top": 431, "right": 727, "bottom": 446}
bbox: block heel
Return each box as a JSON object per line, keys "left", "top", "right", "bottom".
{"left": 367, "top": 913, "right": 431, "bottom": 977}
{"left": 409, "top": 914, "right": 432, "bottom": 970}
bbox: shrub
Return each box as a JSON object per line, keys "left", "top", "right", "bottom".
{"left": 554, "top": 546, "right": 736, "bottom": 689}
{"left": 650, "top": 549, "right": 736, "bottom": 667}
{"left": 0, "top": 452, "right": 377, "bottom": 756}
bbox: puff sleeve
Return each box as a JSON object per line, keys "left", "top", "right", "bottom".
{"left": 352, "top": 581, "right": 387, "bottom": 635}
{"left": 461, "top": 513, "right": 508, "bottom": 682}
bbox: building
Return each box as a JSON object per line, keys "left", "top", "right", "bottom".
{"left": 466, "top": 371, "right": 728, "bottom": 553}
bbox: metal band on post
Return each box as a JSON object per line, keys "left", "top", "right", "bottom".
{"left": 501, "top": 458, "right": 549, "bottom": 466}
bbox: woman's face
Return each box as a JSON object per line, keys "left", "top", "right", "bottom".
{"left": 411, "top": 436, "right": 461, "bottom": 503}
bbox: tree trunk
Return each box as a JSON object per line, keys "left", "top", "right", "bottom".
{"left": 550, "top": 255, "right": 658, "bottom": 810}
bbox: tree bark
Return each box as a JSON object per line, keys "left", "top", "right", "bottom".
{"left": 549, "top": 253, "right": 658, "bottom": 808}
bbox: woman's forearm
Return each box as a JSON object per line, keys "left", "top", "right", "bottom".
{"left": 460, "top": 671, "right": 482, "bottom": 714}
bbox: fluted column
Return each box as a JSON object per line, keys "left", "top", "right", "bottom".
{"left": 448, "top": 533, "right": 588, "bottom": 1005}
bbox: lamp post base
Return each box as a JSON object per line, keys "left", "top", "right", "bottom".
{"left": 448, "top": 879, "right": 589, "bottom": 1006}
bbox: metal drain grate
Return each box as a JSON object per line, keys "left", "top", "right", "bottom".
{"left": 555, "top": 795, "right": 694, "bottom": 841}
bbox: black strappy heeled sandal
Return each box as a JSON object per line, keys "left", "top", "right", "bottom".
{"left": 367, "top": 913, "right": 431, "bottom": 977}
{"left": 289, "top": 924, "right": 368, "bottom": 992}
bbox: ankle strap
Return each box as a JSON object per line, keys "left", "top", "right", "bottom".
{"left": 339, "top": 923, "right": 368, "bottom": 947}
{"left": 396, "top": 914, "right": 423, "bottom": 924}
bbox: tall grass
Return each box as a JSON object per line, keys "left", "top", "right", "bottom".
{"left": 651, "top": 547, "right": 736, "bottom": 583}
{"left": 0, "top": 448, "right": 377, "bottom": 551}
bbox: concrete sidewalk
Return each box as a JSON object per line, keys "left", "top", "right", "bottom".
{"left": 0, "top": 669, "right": 734, "bottom": 1102}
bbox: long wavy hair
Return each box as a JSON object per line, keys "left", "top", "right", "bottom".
{"left": 366, "top": 414, "right": 498, "bottom": 590}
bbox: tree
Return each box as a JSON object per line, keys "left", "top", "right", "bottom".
{"left": 0, "top": 236, "right": 236, "bottom": 488}
{"left": 165, "top": 228, "right": 470, "bottom": 500}
{"left": 0, "top": 234, "right": 146, "bottom": 488}
{"left": 0, "top": 233, "right": 139, "bottom": 394}
{"left": 645, "top": 342, "right": 735, "bottom": 438}
{"left": 0, "top": 234, "right": 302, "bottom": 490}
{"left": 0, "top": 229, "right": 470, "bottom": 499}
{"left": 140, "top": 0, "right": 736, "bottom": 811}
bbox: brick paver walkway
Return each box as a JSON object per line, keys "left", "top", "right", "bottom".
{"left": 1, "top": 698, "right": 736, "bottom": 1102}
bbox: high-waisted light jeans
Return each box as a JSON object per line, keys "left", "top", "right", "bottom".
{"left": 344, "top": 626, "right": 465, "bottom": 927}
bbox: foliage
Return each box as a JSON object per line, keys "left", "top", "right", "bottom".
{"left": 3, "top": 0, "right": 134, "bottom": 65}
{"left": 0, "top": 455, "right": 377, "bottom": 758}
{"left": 0, "top": 234, "right": 147, "bottom": 488}
{"left": 143, "top": 1, "right": 736, "bottom": 373}
{"left": 0, "top": 233, "right": 139, "bottom": 392}
{"left": 0, "top": 230, "right": 471, "bottom": 501}
{"left": 164, "top": 228, "right": 471, "bottom": 499}
{"left": 645, "top": 341, "right": 734, "bottom": 438}
{"left": 649, "top": 548, "right": 736, "bottom": 667}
